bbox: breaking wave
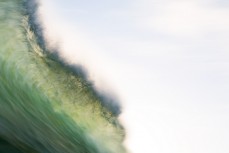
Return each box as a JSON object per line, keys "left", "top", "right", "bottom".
{"left": 0, "top": 0, "right": 126, "bottom": 153}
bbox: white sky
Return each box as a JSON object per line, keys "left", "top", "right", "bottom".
{"left": 39, "top": 0, "right": 229, "bottom": 153}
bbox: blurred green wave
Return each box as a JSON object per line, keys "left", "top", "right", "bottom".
{"left": 0, "top": 0, "right": 126, "bottom": 153}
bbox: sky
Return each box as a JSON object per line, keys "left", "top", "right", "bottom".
{"left": 39, "top": 0, "right": 229, "bottom": 153}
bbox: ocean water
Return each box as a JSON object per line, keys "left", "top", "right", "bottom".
{"left": 0, "top": 0, "right": 126, "bottom": 152}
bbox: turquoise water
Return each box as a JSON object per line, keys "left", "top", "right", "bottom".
{"left": 0, "top": 0, "right": 126, "bottom": 152}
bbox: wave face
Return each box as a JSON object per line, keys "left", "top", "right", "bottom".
{"left": 0, "top": 0, "right": 126, "bottom": 153}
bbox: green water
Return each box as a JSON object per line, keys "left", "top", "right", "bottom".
{"left": 0, "top": 0, "right": 126, "bottom": 152}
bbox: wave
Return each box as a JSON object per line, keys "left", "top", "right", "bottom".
{"left": 0, "top": 0, "right": 126, "bottom": 153}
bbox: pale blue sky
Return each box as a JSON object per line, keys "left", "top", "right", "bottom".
{"left": 40, "top": 0, "right": 229, "bottom": 153}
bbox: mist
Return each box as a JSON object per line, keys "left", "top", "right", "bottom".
{"left": 38, "top": 0, "right": 229, "bottom": 153}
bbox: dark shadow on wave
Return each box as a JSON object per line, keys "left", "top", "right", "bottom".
{"left": 22, "top": 0, "right": 122, "bottom": 116}
{"left": 22, "top": 0, "right": 46, "bottom": 53}
{"left": 0, "top": 137, "right": 23, "bottom": 153}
